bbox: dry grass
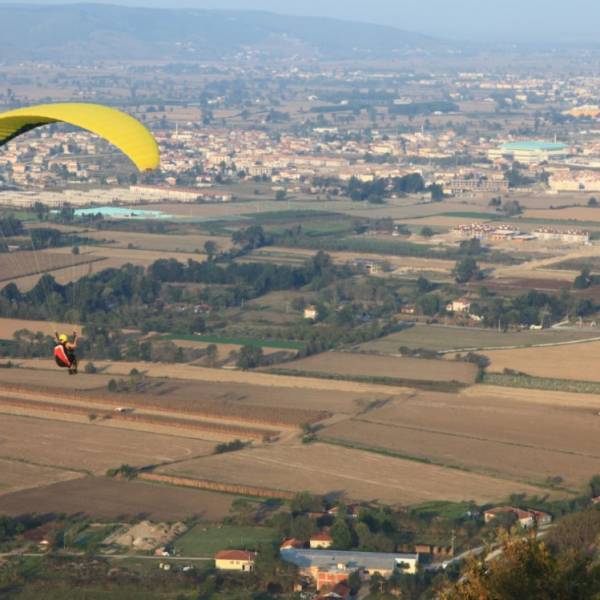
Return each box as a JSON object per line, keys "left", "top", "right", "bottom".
{"left": 484, "top": 340, "right": 600, "bottom": 381}
{"left": 14, "top": 359, "right": 409, "bottom": 394}
{"left": 0, "top": 368, "right": 395, "bottom": 416}
{"left": 0, "top": 317, "right": 81, "bottom": 339}
{"left": 360, "top": 324, "right": 600, "bottom": 354}
{"left": 0, "top": 413, "right": 216, "bottom": 475}
{"left": 0, "top": 457, "right": 82, "bottom": 496}
{"left": 0, "top": 477, "right": 234, "bottom": 521}
{"left": 159, "top": 442, "right": 545, "bottom": 505}
{"left": 524, "top": 207, "right": 600, "bottom": 222}
{"left": 279, "top": 352, "right": 477, "bottom": 383}
{"left": 319, "top": 387, "right": 600, "bottom": 489}
{"left": 257, "top": 246, "right": 456, "bottom": 272}
{"left": 0, "top": 251, "right": 99, "bottom": 282}
{"left": 84, "top": 230, "right": 233, "bottom": 253}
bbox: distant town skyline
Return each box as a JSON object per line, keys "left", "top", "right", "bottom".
{"left": 3, "top": 0, "right": 599, "bottom": 43}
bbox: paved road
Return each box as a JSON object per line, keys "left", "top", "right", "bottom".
{"left": 427, "top": 526, "right": 553, "bottom": 572}
{"left": 0, "top": 550, "right": 213, "bottom": 562}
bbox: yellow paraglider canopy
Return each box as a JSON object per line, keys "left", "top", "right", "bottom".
{"left": 0, "top": 102, "right": 160, "bottom": 171}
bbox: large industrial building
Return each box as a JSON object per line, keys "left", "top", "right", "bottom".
{"left": 489, "top": 141, "right": 569, "bottom": 164}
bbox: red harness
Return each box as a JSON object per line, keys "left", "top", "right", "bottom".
{"left": 54, "top": 344, "right": 72, "bottom": 367}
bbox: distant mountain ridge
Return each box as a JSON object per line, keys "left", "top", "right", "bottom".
{"left": 0, "top": 3, "right": 441, "bottom": 61}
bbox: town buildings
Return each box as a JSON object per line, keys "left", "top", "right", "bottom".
{"left": 214, "top": 550, "right": 257, "bottom": 572}
{"left": 280, "top": 548, "right": 419, "bottom": 591}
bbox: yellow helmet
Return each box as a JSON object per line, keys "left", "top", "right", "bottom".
{"left": 58, "top": 334, "right": 68, "bottom": 343}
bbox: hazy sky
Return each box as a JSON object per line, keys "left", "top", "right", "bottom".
{"left": 3, "top": 0, "right": 599, "bottom": 43}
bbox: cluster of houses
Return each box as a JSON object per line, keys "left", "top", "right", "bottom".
{"left": 453, "top": 223, "right": 590, "bottom": 245}
{"left": 215, "top": 542, "right": 419, "bottom": 598}
{"left": 483, "top": 506, "right": 553, "bottom": 529}
{"left": 212, "top": 504, "right": 553, "bottom": 597}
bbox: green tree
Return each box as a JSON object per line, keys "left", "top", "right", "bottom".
{"left": 236, "top": 345, "right": 263, "bottom": 369}
{"left": 454, "top": 257, "right": 482, "bottom": 283}
{"left": 503, "top": 199, "right": 523, "bottom": 216}
{"left": 331, "top": 519, "right": 353, "bottom": 550}
{"left": 290, "top": 515, "right": 316, "bottom": 541}
{"left": 429, "top": 183, "right": 445, "bottom": 202}
{"left": 204, "top": 240, "right": 218, "bottom": 258}
{"left": 205, "top": 343, "right": 218, "bottom": 366}
{"left": 290, "top": 491, "right": 323, "bottom": 514}
{"left": 420, "top": 226, "right": 435, "bottom": 238}
{"left": 574, "top": 267, "right": 592, "bottom": 290}
{"left": 275, "top": 189, "right": 287, "bottom": 201}
{"left": 589, "top": 474, "right": 600, "bottom": 497}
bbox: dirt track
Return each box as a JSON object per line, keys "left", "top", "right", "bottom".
{"left": 492, "top": 245, "right": 600, "bottom": 280}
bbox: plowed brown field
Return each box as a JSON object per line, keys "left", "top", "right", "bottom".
{"left": 159, "top": 442, "right": 545, "bottom": 505}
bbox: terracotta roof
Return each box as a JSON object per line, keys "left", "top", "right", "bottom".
{"left": 281, "top": 538, "right": 305, "bottom": 549}
{"left": 215, "top": 550, "right": 257, "bottom": 561}
{"left": 311, "top": 532, "right": 333, "bottom": 541}
{"left": 485, "top": 506, "right": 533, "bottom": 521}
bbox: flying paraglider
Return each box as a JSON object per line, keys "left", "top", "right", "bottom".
{"left": 0, "top": 102, "right": 161, "bottom": 374}
{"left": 54, "top": 332, "right": 79, "bottom": 375}
{"left": 0, "top": 102, "right": 160, "bottom": 171}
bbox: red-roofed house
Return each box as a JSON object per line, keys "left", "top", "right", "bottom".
{"left": 281, "top": 538, "right": 306, "bottom": 550}
{"left": 214, "top": 550, "right": 257, "bottom": 571}
{"left": 528, "top": 509, "right": 553, "bottom": 527}
{"left": 310, "top": 531, "right": 333, "bottom": 549}
{"left": 484, "top": 507, "right": 541, "bottom": 529}
{"left": 317, "top": 582, "right": 351, "bottom": 599}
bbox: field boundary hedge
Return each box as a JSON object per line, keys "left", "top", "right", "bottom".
{"left": 264, "top": 368, "right": 467, "bottom": 393}
{"left": 139, "top": 472, "right": 294, "bottom": 500}
{"left": 483, "top": 372, "right": 600, "bottom": 394}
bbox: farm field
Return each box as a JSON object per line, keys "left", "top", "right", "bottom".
{"left": 84, "top": 229, "right": 233, "bottom": 253}
{"left": 163, "top": 333, "right": 303, "bottom": 351}
{"left": 0, "top": 250, "right": 100, "bottom": 283}
{"left": 0, "top": 457, "right": 82, "bottom": 496}
{"left": 524, "top": 207, "right": 600, "bottom": 222}
{"left": 153, "top": 197, "right": 493, "bottom": 222}
{"left": 0, "top": 477, "right": 234, "bottom": 521}
{"left": 0, "top": 367, "right": 394, "bottom": 415}
{"left": 0, "top": 317, "right": 81, "bottom": 339}
{"left": 0, "top": 368, "right": 113, "bottom": 390}
{"left": 175, "top": 525, "right": 277, "bottom": 556}
{"left": 359, "top": 324, "right": 600, "bottom": 353}
{"left": 13, "top": 359, "right": 408, "bottom": 394}
{"left": 484, "top": 339, "right": 600, "bottom": 381}
{"left": 0, "top": 413, "right": 216, "bottom": 477}
{"left": 4, "top": 245, "right": 208, "bottom": 290}
{"left": 278, "top": 352, "right": 478, "bottom": 383}
{"left": 249, "top": 246, "right": 458, "bottom": 273}
{"left": 158, "top": 442, "right": 545, "bottom": 505}
{"left": 0, "top": 396, "right": 272, "bottom": 442}
{"left": 319, "top": 387, "right": 600, "bottom": 489}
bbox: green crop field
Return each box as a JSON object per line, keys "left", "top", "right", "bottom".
{"left": 359, "top": 324, "right": 600, "bottom": 354}
{"left": 161, "top": 334, "right": 303, "bottom": 350}
{"left": 175, "top": 525, "right": 278, "bottom": 557}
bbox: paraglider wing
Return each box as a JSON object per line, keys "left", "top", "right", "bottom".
{"left": 0, "top": 103, "right": 160, "bottom": 171}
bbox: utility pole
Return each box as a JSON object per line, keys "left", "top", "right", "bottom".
{"left": 451, "top": 529, "right": 456, "bottom": 557}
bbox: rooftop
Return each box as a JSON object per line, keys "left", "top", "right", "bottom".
{"left": 281, "top": 548, "right": 418, "bottom": 571}
{"left": 215, "top": 550, "right": 257, "bottom": 561}
{"left": 501, "top": 141, "right": 568, "bottom": 151}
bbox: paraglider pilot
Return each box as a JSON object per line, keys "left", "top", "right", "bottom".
{"left": 54, "top": 331, "right": 78, "bottom": 375}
